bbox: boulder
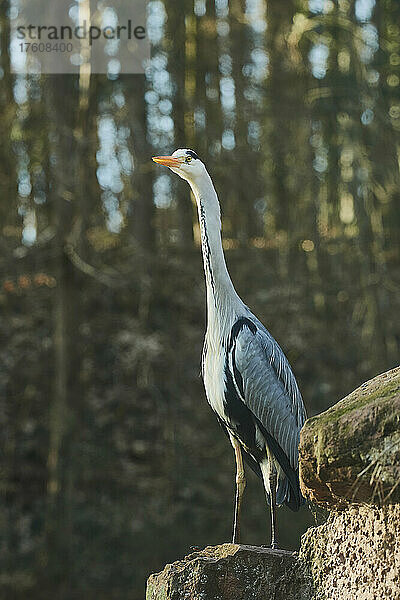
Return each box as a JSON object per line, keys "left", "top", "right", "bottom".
{"left": 299, "top": 367, "right": 400, "bottom": 506}
{"left": 146, "top": 543, "right": 313, "bottom": 600}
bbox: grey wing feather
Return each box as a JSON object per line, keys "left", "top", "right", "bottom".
{"left": 232, "top": 322, "right": 306, "bottom": 470}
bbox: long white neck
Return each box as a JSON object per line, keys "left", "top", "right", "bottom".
{"left": 189, "top": 171, "right": 243, "bottom": 325}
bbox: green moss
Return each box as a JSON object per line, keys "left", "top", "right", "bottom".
{"left": 316, "top": 378, "right": 399, "bottom": 427}
{"left": 303, "top": 374, "right": 400, "bottom": 453}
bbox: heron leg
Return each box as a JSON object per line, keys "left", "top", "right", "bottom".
{"left": 229, "top": 435, "right": 246, "bottom": 544}
{"left": 269, "top": 469, "right": 278, "bottom": 549}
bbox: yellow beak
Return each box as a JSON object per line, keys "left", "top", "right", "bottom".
{"left": 152, "top": 155, "right": 184, "bottom": 168}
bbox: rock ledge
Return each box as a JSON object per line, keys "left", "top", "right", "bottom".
{"left": 146, "top": 543, "right": 312, "bottom": 600}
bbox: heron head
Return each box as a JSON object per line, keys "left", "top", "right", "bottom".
{"left": 152, "top": 149, "right": 205, "bottom": 183}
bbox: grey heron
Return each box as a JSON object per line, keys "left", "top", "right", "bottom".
{"left": 153, "top": 149, "right": 306, "bottom": 548}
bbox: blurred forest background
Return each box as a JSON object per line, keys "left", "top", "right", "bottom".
{"left": 1, "top": 0, "right": 400, "bottom": 598}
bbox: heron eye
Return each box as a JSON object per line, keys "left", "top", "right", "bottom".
{"left": 185, "top": 156, "right": 192, "bottom": 164}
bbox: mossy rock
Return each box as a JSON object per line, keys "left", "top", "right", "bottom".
{"left": 299, "top": 367, "right": 400, "bottom": 507}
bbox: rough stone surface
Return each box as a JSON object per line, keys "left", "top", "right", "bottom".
{"left": 146, "top": 543, "right": 313, "bottom": 600}
{"left": 299, "top": 367, "right": 400, "bottom": 507}
{"left": 300, "top": 504, "right": 400, "bottom": 600}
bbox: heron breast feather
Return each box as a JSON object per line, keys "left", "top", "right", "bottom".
{"left": 202, "top": 343, "right": 228, "bottom": 421}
